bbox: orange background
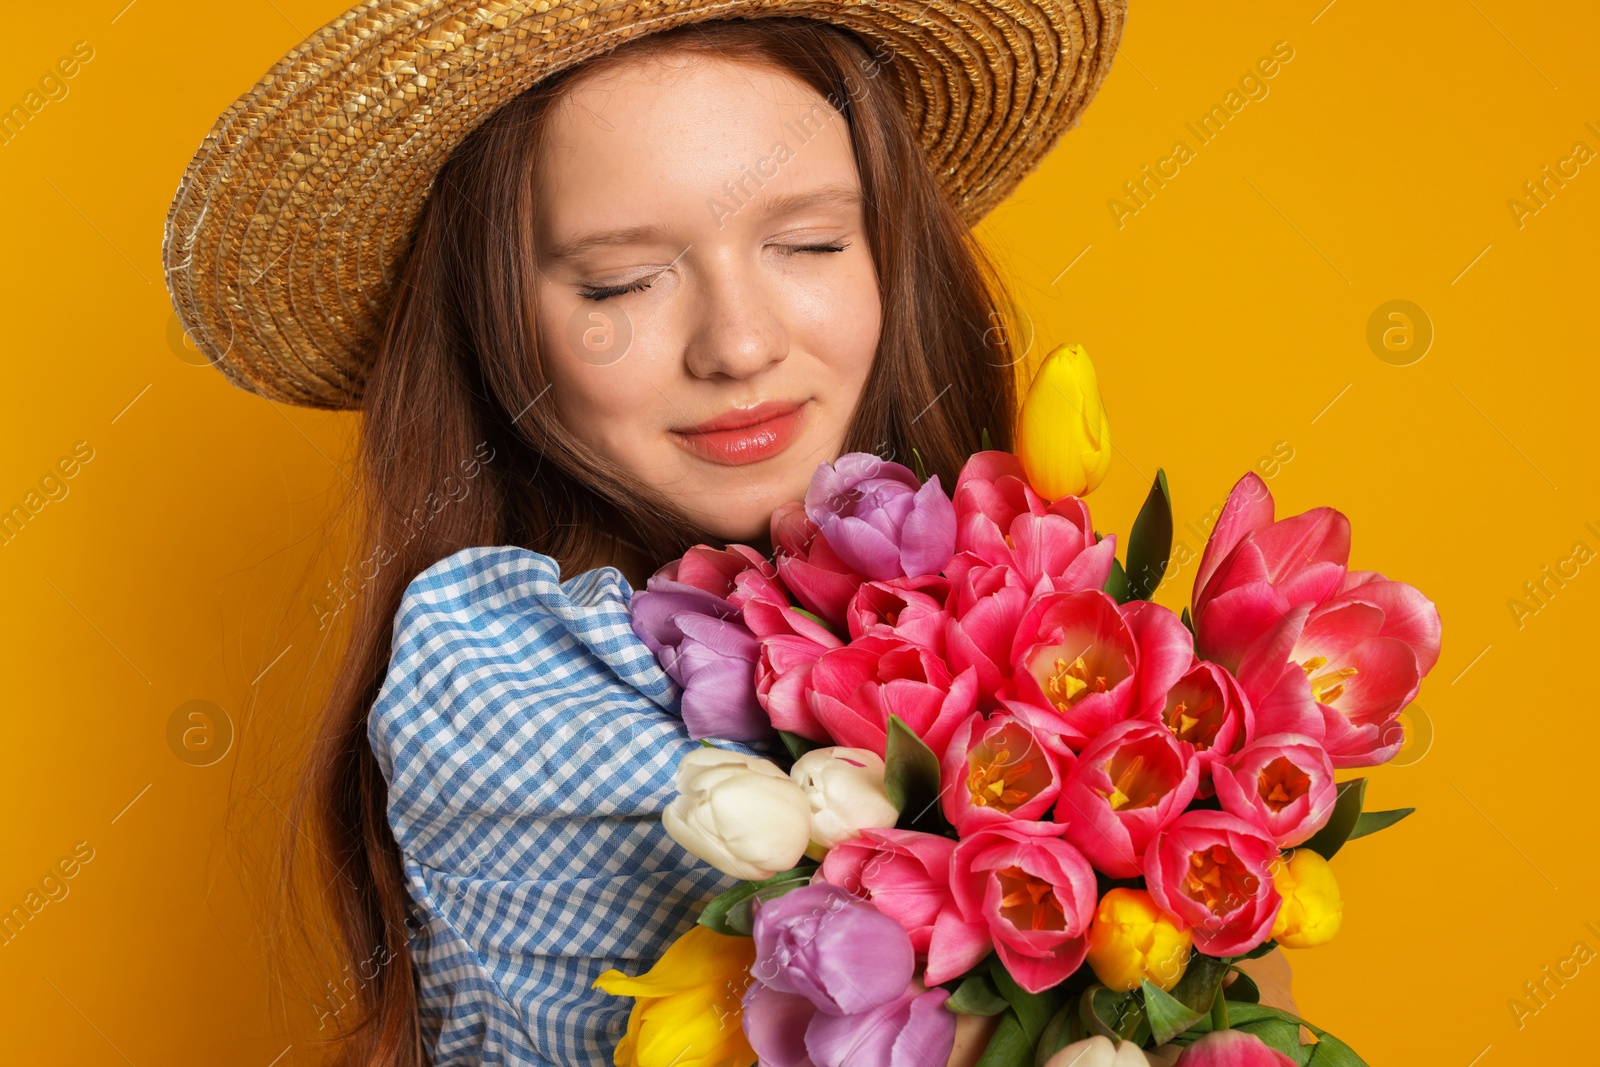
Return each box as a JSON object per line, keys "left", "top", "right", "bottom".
{"left": 2, "top": 0, "right": 1595, "bottom": 1062}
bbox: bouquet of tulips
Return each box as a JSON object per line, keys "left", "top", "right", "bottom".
{"left": 594, "top": 344, "right": 1442, "bottom": 1067}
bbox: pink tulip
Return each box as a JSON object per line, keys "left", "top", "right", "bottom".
{"left": 845, "top": 573, "right": 953, "bottom": 653}
{"left": 1157, "top": 661, "right": 1254, "bottom": 796}
{"left": 1054, "top": 720, "right": 1198, "bottom": 878}
{"left": 1190, "top": 472, "right": 1351, "bottom": 672}
{"left": 1334, "top": 570, "right": 1443, "bottom": 676}
{"left": 758, "top": 633, "right": 840, "bottom": 743}
{"left": 950, "top": 824, "right": 1099, "bottom": 993}
{"left": 736, "top": 566, "right": 845, "bottom": 743}
{"left": 1175, "top": 1029, "right": 1296, "bottom": 1066}
{"left": 942, "top": 558, "right": 1034, "bottom": 700}
{"left": 1211, "top": 733, "right": 1337, "bottom": 848}
{"left": 804, "top": 634, "right": 980, "bottom": 758}
{"left": 1231, "top": 604, "right": 1325, "bottom": 742}
{"left": 1007, "top": 591, "right": 1194, "bottom": 751}
{"left": 772, "top": 500, "right": 867, "bottom": 632}
{"left": 1289, "top": 573, "right": 1441, "bottom": 767}
{"left": 1143, "top": 810, "right": 1281, "bottom": 958}
{"left": 941, "top": 711, "right": 1070, "bottom": 835}
{"left": 661, "top": 542, "right": 776, "bottom": 599}
{"left": 952, "top": 451, "right": 1118, "bottom": 594}
{"left": 817, "top": 828, "right": 991, "bottom": 985}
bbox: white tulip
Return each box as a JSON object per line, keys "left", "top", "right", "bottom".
{"left": 789, "top": 746, "right": 901, "bottom": 855}
{"left": 662, "top": 748, "right": 812, "bottom": 881}
{"left": 1041, "top": 1035, "right": 1154, "bottom": 1067}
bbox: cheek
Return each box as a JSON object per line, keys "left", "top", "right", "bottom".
{"left": 538, "top": 305, "right": 672, "bottom": 460}
{"left": 789, "top": 253, "right": 882, "bottom": 373}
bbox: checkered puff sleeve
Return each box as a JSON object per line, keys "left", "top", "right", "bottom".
{"left": 368, "top": 545, "right": 763, "bottom": 1067}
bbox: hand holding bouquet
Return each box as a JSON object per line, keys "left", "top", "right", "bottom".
{"left": 598, "top": 343, "right": 1441, "bottom": 1067}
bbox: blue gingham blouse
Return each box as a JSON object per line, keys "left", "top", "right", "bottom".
{"left": 368, "top": 545, "right": 763, "bottom": 1066}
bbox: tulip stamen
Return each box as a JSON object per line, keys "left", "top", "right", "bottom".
{"left": 1095, "top": 752, "right": 1161, "bottom": 811}
{"left": 1300, "top": 655, "right": 1358, "bottom": 706}
{"left": 967, "top": 748, "right": 1037, "bottom": 812}
{"left": 1163, "top": 691, "right": 1221, "bottom": 749}
{"left": 1257, "top": 756, "right": 1312, "bottom": 812}
{"left": 1181, "top": 844, "right": 1253, "bottom": 916}
{"left": 1045, "top": 653, "right": 1108, "bottom": 710}
{"left": 996, "top": 865, "right": 1066, "bottom": 932}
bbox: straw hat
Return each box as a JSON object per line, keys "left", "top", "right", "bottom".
{"left": 163, "top": 0, "right": 1127, "bottom": 411}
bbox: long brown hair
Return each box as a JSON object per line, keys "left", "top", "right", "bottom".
{"left": 284, "top": 15, "right": 1028, "bottom": 1064}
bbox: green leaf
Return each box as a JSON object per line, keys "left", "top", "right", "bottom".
{"left": 1180, "top": 606, "right": 1195, "bottom": 635}
{"left": 1300, "top": 778, "right": 1368, "bottom": 861}
{"left": 1141, "top": 952, "right": 1231, "bottom": 1044}
{"left": 1347, "top": 806, "right": 1415, "bottom": 842}
{"left": 1224, "top": 965, "right": 1262, "bottom": 1004}
{"left": 1141, "top": 981, "right": 1207, "bottom": 1046}
{"left": 911, "top": 446, "right": 930, "bottom": 482}
{"left": 777, "top": 730, "right": 822, "bottom": 762}
{"left": 1078, "top": 984, "right": 1144, "bottom": 1041}
{"left": 1209, "top": 984, "right": 1228, "bottom": 1031}
{"left": 972, "top": 1010, "right": 1032, "bottom": 1067}
{"left": 980, "top": 426, "right": 995, "bottom": 453}
{"left": 696, "top": 866, "right": 813, "bottom": 936}
{"left": 1103, "top": 556, "right": 1131, "bottom": 603}
{"left": 946, "top": 973, "right": 1009, "bottom": 1016}
{"left": 1224, "top": 1003, "right": 1370, "bottom": 1066}
{"left": 1033, "top": 1003, "right": 1078, "bottom": 1067}
{"left": 989, "top": 957, "right": 1065, "bottom": 1043}
{"left": 884, "top": 715, "right": 949, "bottom": 834}
{"left": 1167, "top": 952, "right": 1231, "bottom": 1012}
{"left": 1125, "top": 468, "right": 1173, "bottom": 600}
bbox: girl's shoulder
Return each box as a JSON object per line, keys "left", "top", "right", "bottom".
{"left": 367, "top": 545, "right": 689, "bottom": 815}
{"left": 385, "top": 544, "right": 663, "bottom": 691}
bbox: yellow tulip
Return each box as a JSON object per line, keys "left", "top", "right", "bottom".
{"left": 1016, "top": 342, "right": 1113, "bottom": 499}
{"left": 1269, "top": 848, "right": 1344, "bottom": 948}
{"left": 593, "top": 923, "right": 758, "bottom": 1067}
{"left": 1085, "top": 888, "right": 1193, "bottom": 992}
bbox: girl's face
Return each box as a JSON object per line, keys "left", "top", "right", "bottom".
{"left": 532, "top": 49, "right": 882, "bottom": 545}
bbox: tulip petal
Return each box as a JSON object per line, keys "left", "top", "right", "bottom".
{"left": 804, "top": 995, "right": 901, "bottom": 1067}
{"left": 1341, "top": 578, "right": 1444, "bottom": 675}
{"left": 1250, "top": 506, "right": 1351, "bottom": 585}
{"left": 890, "top": 989, "right": 958, "bottom": 1067}
{"left": 821, "top": 514, "right": 903, "bottom": 582}
{"left": 742, "top": 984, "right": 818, "bottom": 1067}
{"left": 1192, "top": 473, "right": 1276, "bottom": 607}
{"left": 901, "top": 476, "right": 958, "bottom": 576}
{"left": 924, "top": 908, "right": 994, "bottom": 984}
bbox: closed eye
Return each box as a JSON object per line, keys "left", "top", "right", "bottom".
{"left": 577, "top": 241, "right": 852, "bottom": 302}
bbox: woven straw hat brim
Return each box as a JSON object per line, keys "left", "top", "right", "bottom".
{"left": 163, "top": 0, "right": 1127, "bottom": 411}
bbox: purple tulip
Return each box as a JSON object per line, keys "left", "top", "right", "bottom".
{"left": 742, "top": 882, "right": 955, "bottom": 1067}
{"left": 630, "top": 551, "right": 775, "bottom": 742}
{"left": 805, "top": 985, "right": 956, "bottom": 1067}
{"left": 805, "top": 453, "right": 956, "bottom": 582}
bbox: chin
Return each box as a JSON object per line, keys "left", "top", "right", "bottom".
{"left": 699, "top": 511, "right": 774, "bottom": 547}
{"left": 693, "top": 486, "right": 799, "bottom": 547}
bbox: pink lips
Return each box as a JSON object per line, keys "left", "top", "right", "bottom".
{"left": 670, "top": 399, "right": 808, "bottom": 466}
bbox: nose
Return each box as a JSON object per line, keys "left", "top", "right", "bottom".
{"left": 682, "top": 251, "right": 789, "bottom": 380}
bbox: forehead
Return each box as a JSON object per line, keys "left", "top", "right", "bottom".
{"left": 533, "top": 49, "right": 862, "bottom": 235}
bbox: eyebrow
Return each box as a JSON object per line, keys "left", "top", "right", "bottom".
{"left": 541, "top": 182, "right": 864, "bottom": 262}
